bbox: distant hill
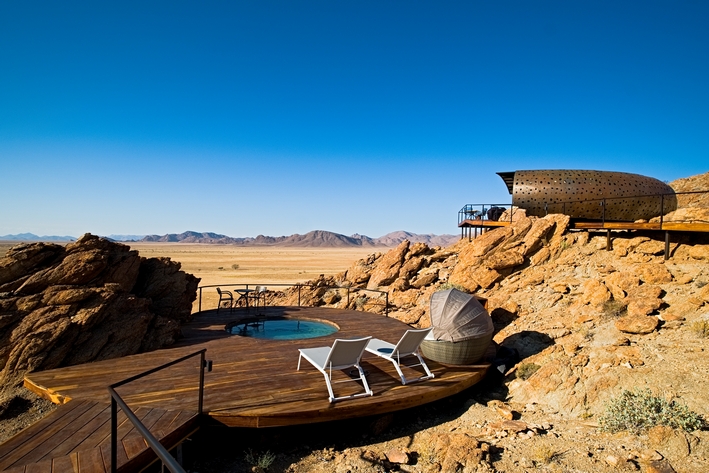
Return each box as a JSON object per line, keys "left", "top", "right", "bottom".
{"left": 0, "top": 233, "right": 76, "bottom": 242}
{"left": 275, "top": 230, "right": 378, "bottom": 247}
{"left": 139, "top": 230, "right": 458, "bottom": 247}
{"left": 104, "top": 234, "right": 147, "bottom": 242}
{"left": 375, "top": 231, "right": 458, "bottom": 247}
{"left": 141, "top": 231, "right": 248, "bottom": 244}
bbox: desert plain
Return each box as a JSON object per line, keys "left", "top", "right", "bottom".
{"left": 128, "top": 243, "right": 378, "bottom": 311}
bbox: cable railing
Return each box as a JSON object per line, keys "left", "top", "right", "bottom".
{"left": 542, "top": 190, "right": 708, "bottom": 225}
{"left": 457, "top": 203, "right": 513, "bottom": 226}
{"left": 196, "top": 283, "right": 390, "bottom": 316}
{"left": 108, "top": 349, "right": 212, "bottom": 473}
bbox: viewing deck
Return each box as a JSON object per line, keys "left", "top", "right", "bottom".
{"left": 459, "top": 218, "right": 709, "bottom": 233}
{"left": 3, "top": 307, "right": 489, "bottom": 472}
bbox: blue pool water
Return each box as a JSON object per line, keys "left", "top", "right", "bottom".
{"left": 227, "top": 319, "right": 338, "bottom": 340}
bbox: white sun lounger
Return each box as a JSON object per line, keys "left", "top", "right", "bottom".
{"left": 365, "top": 328, "right": 435, "bottom": 385}
{"left": 297, "top": 337, "right": 373, "bottom": 403}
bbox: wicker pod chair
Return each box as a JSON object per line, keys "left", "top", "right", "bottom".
{"left": 420, "top": 288, "right": 494, "bottom": 365}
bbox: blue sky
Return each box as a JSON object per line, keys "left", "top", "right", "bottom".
{"left": 1, "top": 1, "right": 707, "bottom": 238}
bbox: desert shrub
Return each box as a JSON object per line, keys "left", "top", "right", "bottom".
{"left": 217, "top": 266, "right": 224, "bottom": 270}
{"left": 245, "top": 449, "right": 276, "bottom": 469}
{"left": 599, "top": 388, "right": 704, "bottom": 434}
{"left": 576, "top": 324, "right": 593, "bottom": 340}
{"left": 356, "top": 297, "right": 369, "bottom": 310}
{"left": 603, "top": 299, "right": 627, "bottom": 318}
{"left": 532, "top": 444, "right": 559, "bottom": 464}
{"left": 231, "top": 263, "right": 240, "bottom": 270}
{"left": 516, "top": 362, "right": 541, "bottom": 380}
{"left": 438, "top": 282, "right": 468, "bottom": 293}
{"left": 691, "top": 320, "right": 709, "bottom": 338}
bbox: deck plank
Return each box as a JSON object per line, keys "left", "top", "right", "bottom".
{"left": 76, "top": 448, "right": 104, "bottom": 473}
{"left": 50, "top": 454, "right": 78, "bottom": 473}
{"left": 120, "top": 436, "right": 147, "bottom": 462}
{"left": 0, "top": 402, "right": 95, "bottom": 471}
{"left": 43, "top": 404, "right": 112, "bottom": 459}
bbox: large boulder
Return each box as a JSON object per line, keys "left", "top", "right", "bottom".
{"left": 367, "top": 241, "right": 409, "bottom": 289}
{"left": 0, "top": 234, "right": 199, "bottom": 384}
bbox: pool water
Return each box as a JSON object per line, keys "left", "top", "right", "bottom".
{"left": 227, "top": 318, "right": 338, "bottom": 340}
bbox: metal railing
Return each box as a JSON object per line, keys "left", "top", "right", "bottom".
{"left": 196, "top": 283, "right": 390, "bottom": 316}
{"left": 108, "top": 349, "right": 212, "bottom": 473}
{"left": 542, "top": 190, "right": 709, "bottom": 225}
{"left": 457, "top": 203, "right": 513, "bottom": 226}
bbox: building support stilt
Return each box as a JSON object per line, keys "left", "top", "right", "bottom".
{"left": 606, "top": 229, "right": 612, "bottom": 251}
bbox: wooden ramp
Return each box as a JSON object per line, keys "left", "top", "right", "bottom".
{"left": 6, "top": 307, "right": 489, "bottom": 471}
{"left": 0, "top": 401, "right": 198, "bottom": 473}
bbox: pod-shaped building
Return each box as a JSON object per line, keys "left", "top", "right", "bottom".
{"left": 497, "top": 170, "right": 677, "bottom": 222}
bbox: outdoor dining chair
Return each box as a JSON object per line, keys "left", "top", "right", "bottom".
{"left": 249, "top": 286, "right": 268, "bottom": 311}
{"left": 365, "top": 328, "right": 434, "bottom": 385}
{"left": 216, "top": 287, "right": 234, "bottom": 313}
{"left": 297, "top": 337, "right": 373, "bottom": 403}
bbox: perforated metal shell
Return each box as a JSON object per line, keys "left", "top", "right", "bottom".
{"left": 502, "top": 170, "right": 677, "bottom": 221}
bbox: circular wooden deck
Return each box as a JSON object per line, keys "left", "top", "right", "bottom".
{"left": 25, "top": 307, "right": 489, "bottom": 428}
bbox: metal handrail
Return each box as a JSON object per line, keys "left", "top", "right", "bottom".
{"left": 196, "top": 283, "right": 389, "bottom": 316}
{"left": 108, "top": 349, "right": 211, "bottom": 473}
{"left": 548, "top": 189, "right": 709, "bottom": 223}
{"left": 548, "top": 189, "right": 706, "bottom": 207}
{"left": 457, "top": 203, "right": 513, "bottom": 226}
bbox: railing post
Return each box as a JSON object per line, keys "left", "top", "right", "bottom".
{"left": 602, "top": 200, "right": 605, "bottom": 223}
{"left": 347, "top": 287, "right": 350, "bottom": 308}
{"left": 665, "top": 231, "right": 670, "bottom": 261}
{"left": 385, "top": 292, "right": 389, "bottom": 317}
{"left": 198, "top": 287, "right": 202, "bottom": 314}
{"left": 111, "top": 397, "right": 117, "bottom": 473}
{"left": 198, "top": 352, "right": 205, "bottom": 415}
{"left": 660, "top": 194, "right": 664, "bottom": 228}
{"left": 298, "top": 285, "right": 301, "bottom": 306}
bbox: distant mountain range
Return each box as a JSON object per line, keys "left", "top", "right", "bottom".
{"left": 1, "top": 230, "right": 459, "bottom": 247}
{"left": 0, "top": 233, "right": 76, "bottom": 242}
{"left": 140, "top": 230, "right": 459, "bottom": 247}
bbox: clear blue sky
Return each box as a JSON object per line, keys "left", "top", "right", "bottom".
{"left": 1, "top": 1, "right": 707, "bottom": 238}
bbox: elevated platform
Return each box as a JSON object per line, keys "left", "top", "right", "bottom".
{"left": 459, "top": 218, "right": 709, "bottom": 233}
{"left": 5, "top": 307, "right": 488, "bottom": 472}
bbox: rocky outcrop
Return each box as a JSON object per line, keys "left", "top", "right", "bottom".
{"left": 0, "top": 234, "right": 199, "bottom": 385}
{"left": 270, "top": 212, "right": 709, "bottom": 423}
{"left": 670, "top": 170, "right": 709, "bottom": 208}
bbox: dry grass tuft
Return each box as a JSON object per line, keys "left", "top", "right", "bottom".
{"left": 691, "top": 320, "right": 709, "bottom": 338}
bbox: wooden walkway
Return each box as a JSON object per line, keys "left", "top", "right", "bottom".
{"left": 3, "top": 307, "right": 489, "bottom": 472}
{"left": 0, "top": 402, "right": 198, "bottom": 473}
{"left": 459, "top": 218, "right": 709, "bottom": 233}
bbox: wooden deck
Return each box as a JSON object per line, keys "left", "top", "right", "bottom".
{"left": 4, "top": 307, "right": 489, "bottom": 472}
{"left": 0, "top": 401, "right": 198, "bottom": 473}
{"left": 459, "top": 218, "right": 709, "bottom": 233}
